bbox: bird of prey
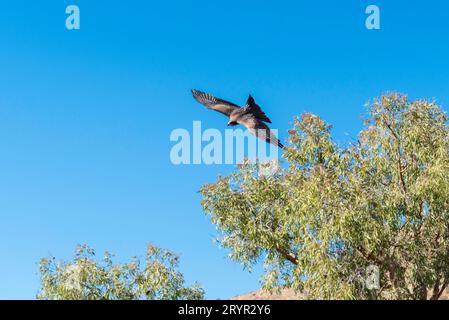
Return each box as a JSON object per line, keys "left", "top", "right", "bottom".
{"left": 191, "top": 89, "right": 284, "bottom": 148}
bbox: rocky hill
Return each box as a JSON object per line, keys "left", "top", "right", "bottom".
{"left": 233, "top": 288, "right": 449, "bottom": 300}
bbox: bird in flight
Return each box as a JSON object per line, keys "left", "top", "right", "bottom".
{"left": 191, "top": 89, "right": 284, "bottom": 148}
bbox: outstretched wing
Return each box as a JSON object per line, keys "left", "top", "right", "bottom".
{"left": 239, "top": 117, "right": 283, "bottom": 148}
{"left": 191, "top": 89, "right": 240, "bottom": 118}
{"left": 242, "top": 95, "right": 272, "bottom": 123}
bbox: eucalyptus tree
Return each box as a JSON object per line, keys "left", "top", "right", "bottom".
{"left": 201, "top": 94, "right": 449, "bottom": 299}
{"left": 38, "top": 244, "right": 204, "bottom": 300}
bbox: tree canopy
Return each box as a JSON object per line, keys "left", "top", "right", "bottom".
{"left": 200, "top": 93, "right": 449, "bottom": 299}
{"left": 38, "top": 244, "right": 204, "bottom": 300}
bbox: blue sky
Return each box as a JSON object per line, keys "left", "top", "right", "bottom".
{"left": 0, "top": 0, "right": 448, "bottom": 299}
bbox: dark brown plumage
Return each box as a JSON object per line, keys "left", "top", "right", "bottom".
{"left": 191, "top": 89, "right": 283, "bottom": 148}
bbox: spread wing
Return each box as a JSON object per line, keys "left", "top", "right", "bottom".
{"left": 239, "top": 117, "right": 284, "bottom": 148}
{"left": 191, "top": 89, "right": 240, "bottom": 118}
{"left": 242, "top": 95, "right": 272, "bottom": 123}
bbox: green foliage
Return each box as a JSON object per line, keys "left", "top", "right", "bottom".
{"left": 38, "top": 244, "right": 204, "bottom": 300}
{"left": 201, "top": 93, "right": 449, "bottom": 299}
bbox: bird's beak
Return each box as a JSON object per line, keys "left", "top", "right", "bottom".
{"left": 227, "top": 121, "right": 231, "bottom": 126}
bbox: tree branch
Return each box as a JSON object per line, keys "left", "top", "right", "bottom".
{"left": 436, "top": 279, "right": 449, "bottom": 300}
{"left": 276, "top": 246, "right": 299, "bottom": 265}
{"left": 384, "top": 120, "right": 407, "bottom": 194}
{"left": 430, "top": 276, "right": 442, "bottom": 300}
{"left": 356, "top": 247, "right": 383, "bottom": 265}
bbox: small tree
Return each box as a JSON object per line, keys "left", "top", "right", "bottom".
{"left": 200, "top": 93, "right": 449, "bottom": 299}
{"left": 38, "top": 244, "right": 204, "bottom": 300}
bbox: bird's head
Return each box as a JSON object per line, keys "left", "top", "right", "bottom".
{"left": 227, "top": 121, "right": 238, "bottom": 126}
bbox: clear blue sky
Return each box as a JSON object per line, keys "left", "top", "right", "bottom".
{"left": 0, "top": 0, "right": 448, "bottom": 299}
